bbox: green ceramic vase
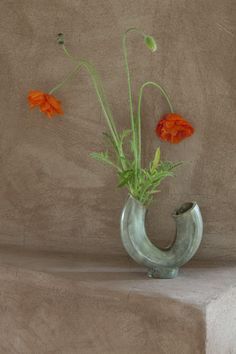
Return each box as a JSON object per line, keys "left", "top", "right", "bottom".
{"left": 120, "top": 195, "right": 203, "bottom": 279}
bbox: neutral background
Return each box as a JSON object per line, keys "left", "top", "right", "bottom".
{"left": 0, "top": 0, "right": 235, "bottom": 260}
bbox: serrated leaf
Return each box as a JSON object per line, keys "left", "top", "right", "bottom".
{"left": 120, "top": 129, "right": 132, "bottom": 141}
{"left": 90, "top": 151, "right": 114, "bottom": 167}
{"left": 118, "top": 169, "right": 134, "bottom": 187}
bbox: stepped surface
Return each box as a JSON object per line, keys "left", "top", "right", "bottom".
{"left": 0, "top": 246, "right": 235, "bottom": 354}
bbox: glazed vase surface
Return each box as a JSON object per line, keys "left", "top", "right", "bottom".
{"left": 120, "top": 195, "right": 203, "bottom": 278}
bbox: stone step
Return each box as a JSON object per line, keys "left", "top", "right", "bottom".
{"left": 0, "top": 246, "right": 235, "bottom": 354}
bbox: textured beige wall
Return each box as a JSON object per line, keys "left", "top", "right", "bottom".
{"left": 0, "top": 0, "right": 235, "bottom": 260}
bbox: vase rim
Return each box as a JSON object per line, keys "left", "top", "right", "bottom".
{"left": 127, "top": 194, "right": 198, "bottom": 217}
{"left": 128, "top": 194, "right": 146, "bottom": 208}
{"left": 173, "top": 201, "right": 198, "bottom": 218}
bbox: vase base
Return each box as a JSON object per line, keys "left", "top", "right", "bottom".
{"left": 147, "top": 267, "right": 179, "bottom": 279}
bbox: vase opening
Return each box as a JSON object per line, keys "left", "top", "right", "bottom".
{"left": 175, "top": 202, "right": 196, "bottom": 216}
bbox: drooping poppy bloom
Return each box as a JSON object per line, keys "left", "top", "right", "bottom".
{"left": 28, "top": 90, "right": 63, "bottom": 118}
{"left": 156, "top": 113, "right": 194, "bottom": 144}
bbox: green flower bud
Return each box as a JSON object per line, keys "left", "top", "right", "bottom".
{"left": 144, "top": 35, "right": 157, "bottom": 52}
{"left": 57, "top": 33, "right": 64, "bottom": 45}
{"left": 151, "top": 147, "right": 161, "bottom": 172}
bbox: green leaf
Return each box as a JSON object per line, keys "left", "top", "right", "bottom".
{"left": 90, "top": 151, "right": 113, "bottom": 166}
{"left": 118, "top": 169, "right": 134, "bottom": 187}
{"left": 151, "top": 147, "right": 161, "bottom": 172}
{"left": 120, "top": 129, "right": 132, "bottom": 142}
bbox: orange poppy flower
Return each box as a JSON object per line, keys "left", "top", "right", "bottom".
{"left": 156, "top": 113, "right": 194, "bottom": 144}
{"left": 28, "top": 90, "right": 63, "bottom": 118}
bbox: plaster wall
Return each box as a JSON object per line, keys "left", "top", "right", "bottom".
{"left": 0, "top": 0, "right": 235, "bottom": 260}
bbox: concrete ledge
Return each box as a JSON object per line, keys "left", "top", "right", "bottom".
{"left": 0, "top": 246, "right": 235, "bottom": 354}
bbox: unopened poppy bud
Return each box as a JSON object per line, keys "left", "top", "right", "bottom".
{"left": 144, "top": 35, "right": 157, "bottom": 52}
{"left": 57, "top": 33, "right": 64, "bottom": 45}
{"left": 151, "top": 147, "right": 161, "bottom": 171}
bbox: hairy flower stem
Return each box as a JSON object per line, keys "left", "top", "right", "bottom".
{"left": 122, "top": 28, "right": 146, "bottom": 186}
{"left": 49, "top": 65, "right": 82, "bottom": 95}
{"left": 49, "top": 48, "right": 128, "bottom": 171}
{"left": 62, "top": 45, "right": 77, "bottom": 63}
{"left": 137, "top": 81, "right": 174, "bottom": 168}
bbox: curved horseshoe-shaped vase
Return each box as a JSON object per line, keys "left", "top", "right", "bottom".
{"left": 120, "top": 195, "right": 203, "bottom": 278}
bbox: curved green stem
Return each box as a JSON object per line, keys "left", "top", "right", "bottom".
{"left": 50, "top": 60, "right": 118, "bottom": 146}
{"left": 122, "top": 28, "right": 145, "bottom": 124}
{"left": 62, "top": 44, "right": 77, "bottom": 62}
{"left": 122, "top": 28, "right": 146, "bottom": 183}
{"left": 137, "top": 81, "right": 174, "bottom": 167}
{"left": 49, "top": 46, "right": 129, "bottom": 170}
{"left": 49, "top": 64, "right": 82, "bottom": 95}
